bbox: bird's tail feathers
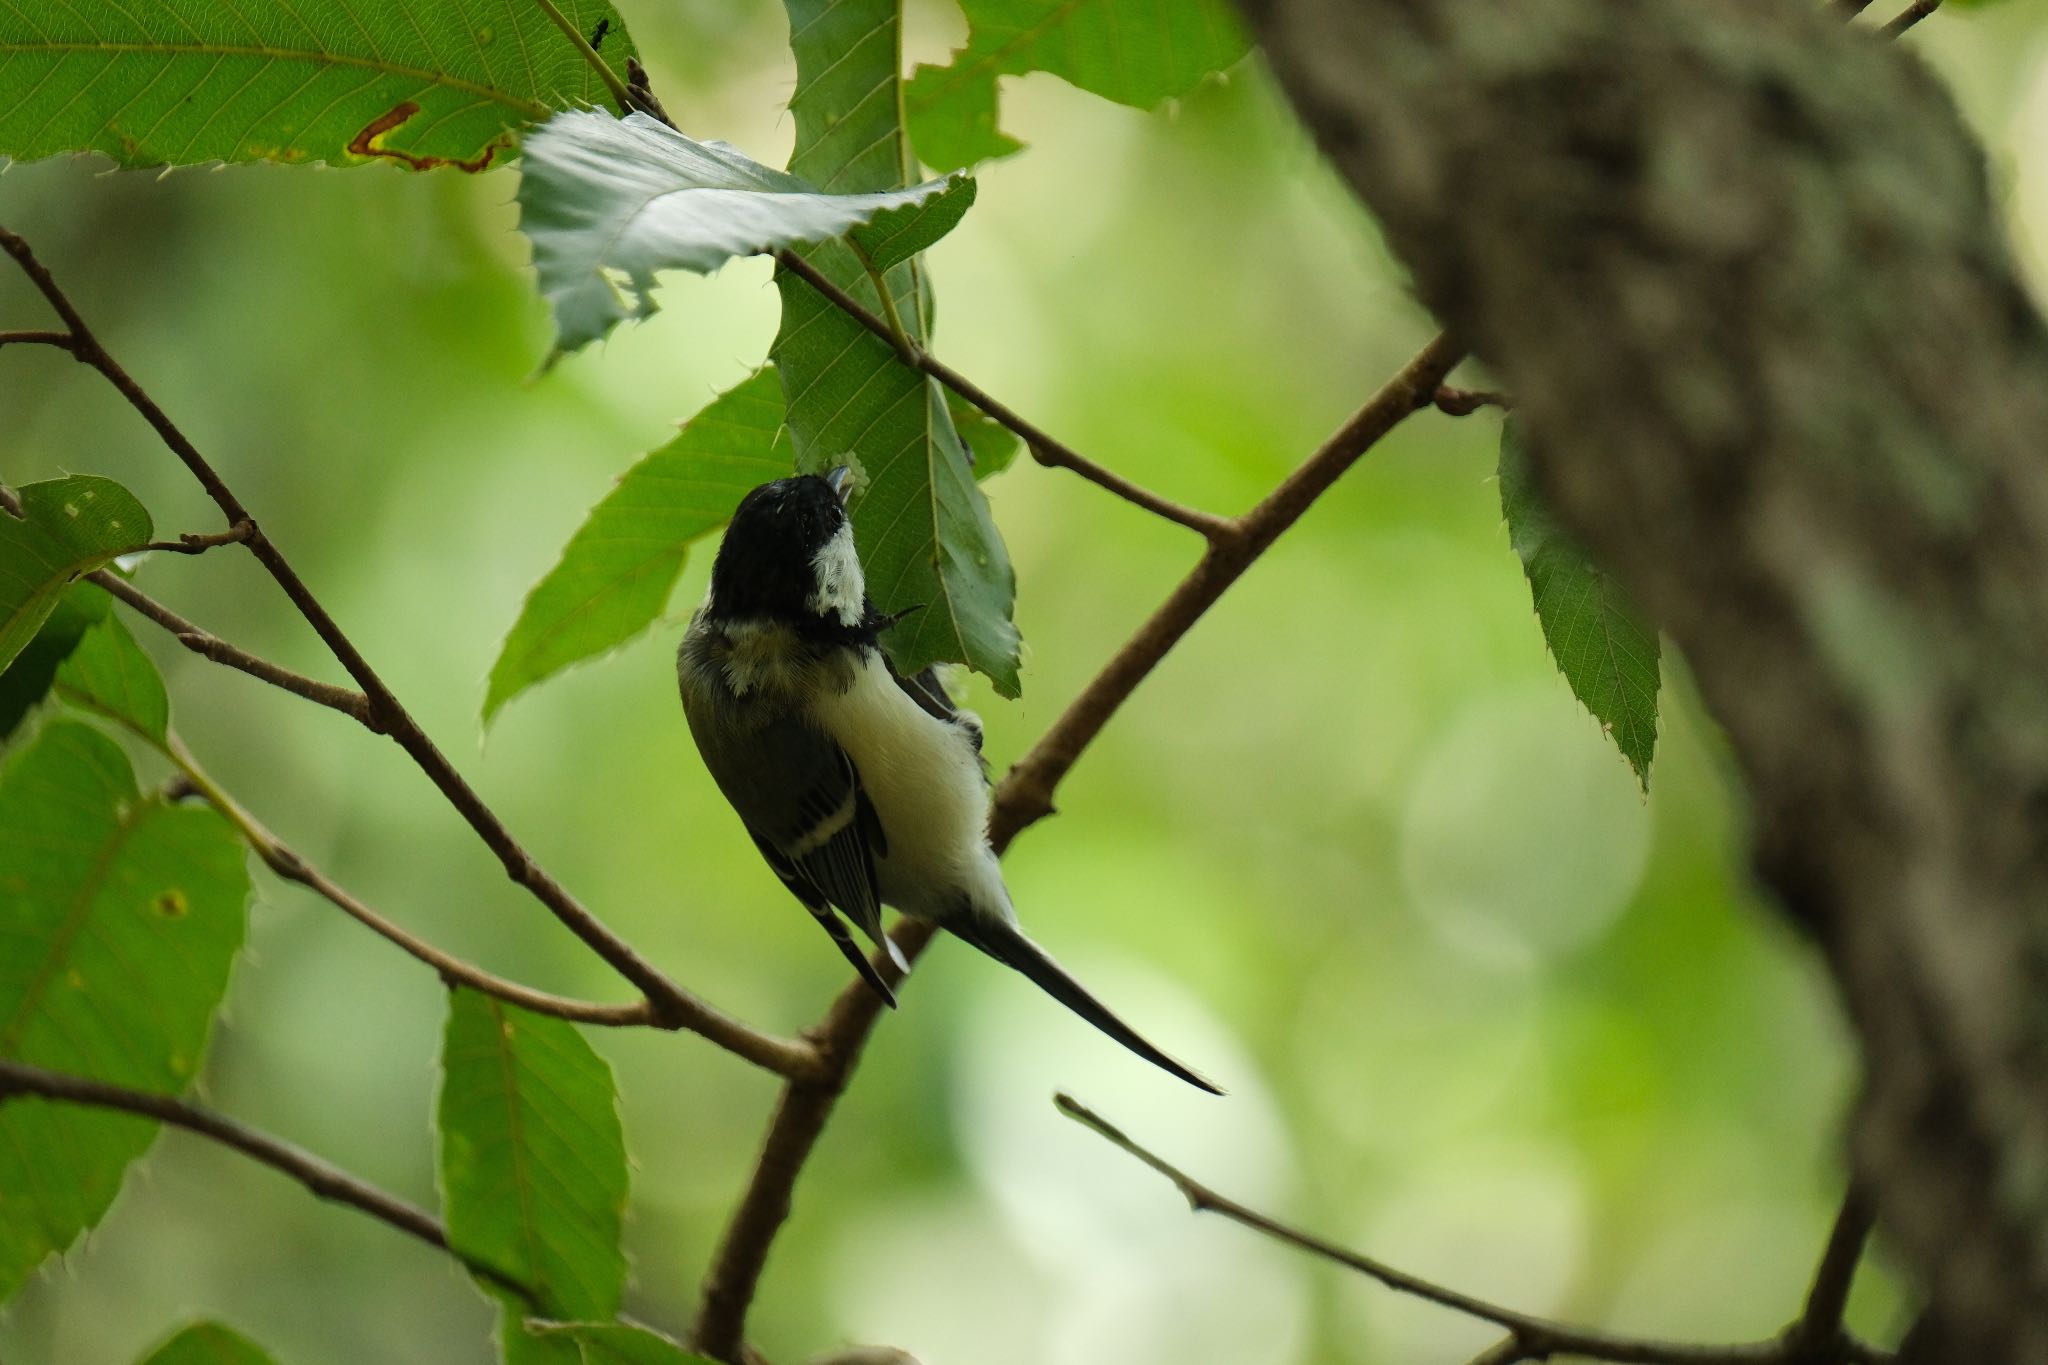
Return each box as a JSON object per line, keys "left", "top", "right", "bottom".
{"left": 952, "top": 917, "right": 1222, "bottom": 1095}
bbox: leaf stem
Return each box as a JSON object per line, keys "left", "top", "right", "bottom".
{"left": 529, "top": 0, "right": 636, "bottom": 115}
{"left": 847, "top": 241, "right": 917, "bottom": 363}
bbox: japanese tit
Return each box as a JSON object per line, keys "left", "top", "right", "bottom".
{"left": 677, "top": 468, "right": 1219, "bottom": 1094}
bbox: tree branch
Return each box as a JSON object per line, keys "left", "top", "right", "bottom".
{"left": 0, "top": 224, "right": 819, "bottom": 1081}
{"left": 771, "top": 247, "right": 1237, "bottom": 541}
{"left": 1787, "top": 1185, "right": 1877, "bottom": 1360}
{"left": 688, "top": 332, "right": 1462, "bottom": 1362}
{"left": 1056, "top": 1094, "right": 1890, "bottom": 1365}
{"left": 0, "top": 1058, "right": 534, "bottom": 1304}
{"left": 0, "top": 328, "right": 75, "bottom": 349}
{"left": 87, "top": 569, "right": 380, "bottom": 727}
{"left": 164, "top": 733, "right": 663, "bottom": 1031}
{"left": 1878, "top": 1, "right": 1939, "bottom": 38}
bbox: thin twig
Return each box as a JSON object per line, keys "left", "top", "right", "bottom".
{"left": 688, "top": 333, "right": 1465, "bottom": 1362}
{"left": 88, "top": 569, "right": 379, "bottom": 727}
{"left": 1434, "top": 384, "right": 1512, "bottom": 416}
{"left": 0, "top": 1058, "right": 535, "bottom": 1304}
{"left": 1785, "top": 1185, "right": 1876, "bottom": 1359}
{"left": 1878, "top": 0, "right": 1939, "bottom": 37}
{"left": 0, "top": 225, "right": 820, "bottom": 1082}
{"left": 0, "top": 328, "right": 74, "bottom": 349}
{"left": 165, "top": 733, "right": 659, "bottom": 1029}
{"left": 772, "top": 247, "right": 1237, "bottom": 542}
{"left": 136, "top": 520, "right": 255, "bottom": 554}
{"left": 1055, "top": 1094, "right": 1891, "bottom": 1365}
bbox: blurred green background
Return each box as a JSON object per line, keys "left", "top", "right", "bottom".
{"left": 5, "top": 2, "right": 2046, "bottom": 1361}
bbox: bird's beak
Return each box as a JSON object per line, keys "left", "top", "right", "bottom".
{"left": 824, "top": 465, "right": 855, "bottom": 505}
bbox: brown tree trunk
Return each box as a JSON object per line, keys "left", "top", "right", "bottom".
{"left": 1238, "top": 1, "right": 2048, "bottom": 1358}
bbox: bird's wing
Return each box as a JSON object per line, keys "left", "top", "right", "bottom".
{"left": 692, "top": 708, "right": 901, "bottom": 999}
{"left": 889, "top": 662, "right": 985, "bottom": 766}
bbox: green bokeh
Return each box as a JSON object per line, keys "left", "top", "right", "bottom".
{"left": 5, "top": 1, "right": 2038, "bottom": 1360}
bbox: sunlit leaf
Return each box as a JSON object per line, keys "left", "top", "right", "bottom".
{"left": 0, "top": 721, "right": 249, "bottom": 1304}
{"left": 535, "top": 1322, "right": 718, "bottom": 1365}
{"left": 0, "top": 477, "right": 151, "bottom": 677}
{"left": 1499, "top": 422, "right": 1660, "bottom": 789}
{"left": 776, "top": 0, "right": 1021, "bottom": 694}
{"left": 137, "top": 1321, "right": 279, "bottom": 1365}
{"left": 55, "top": 614, "right": 169, "bottom": 746}
{"left": 518, "top": 111, "right": 971, "bottom": 354}
{"left": 0, "top": 0, "right": 634, "bottom": 170}
{"left": 437, "top": 989, "right": 628, "bottom": 1321}
{"left": 905, "top": 0, "right": 1249, "bottom": 170}
{"left": 485, "top": 368, "right": 791, "bottom": 722}
{"left": 0, "top": 582, "right": 111, "bottom": 743}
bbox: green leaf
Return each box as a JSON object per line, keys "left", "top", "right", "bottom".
{"left": 499, "top": 1297, "right": 586, "bottom": 1365}
{"left": 905, "top": 0, "right": 1250, "bottom": 170}
{"left": 484, "top": 368, "right": 791, "bottom": 722}
{"left": 1499, "top": 422, "right": 1660, "bottom": 789}
{"left": 0, "top": 721, "right": 250, "bottom": 1304}
{"left": 137, "top": 1321, "right": 279, "bottom": 1365}
{"left": 948, "top": 394, "right": 1024, "bottom": 479}
{"left": 0, "top": 477, "right": 151, "bottom": 678}
{"left": 0, "top": 0, "right": 635, "bottom": 170}
{"left": 517, "top": 111, "right": 972, "bottom": 354}
{"left": 776, "top": 0, "right": 1022, "bottom": 694}
{"left": 534, "top": 1322, "right": 718, "bottom": 1365}
{"left": 54, "top": 614, "right": 169, "bottom": 746}
{"left": 437, "top": 989, "right": 628, "bottom": 1321}
{"left": 0, "top": 582, "right": 111, "bottom": 743}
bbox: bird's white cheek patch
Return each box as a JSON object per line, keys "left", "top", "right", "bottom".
{"left": 809, "top": 523, "right": 866, "bottom": 626}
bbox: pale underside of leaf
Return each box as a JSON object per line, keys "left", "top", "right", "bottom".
{"left": 518, "top": 110, "right": 968, "bottom": 354}
{"left": 0, "top": 0, "right": 633, "bottom": 169}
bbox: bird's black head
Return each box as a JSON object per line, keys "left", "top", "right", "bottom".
{"left": 706, "top": 469, "right": 866, "bottom": 625}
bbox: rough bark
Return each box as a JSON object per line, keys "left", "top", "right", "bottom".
{"left": 1239, "top": 1, "right": 2048, "bottom": 1358}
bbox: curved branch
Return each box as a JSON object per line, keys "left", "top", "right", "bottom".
{"left": 0, "top": 224, "right": 818, "bottom": 1080}
{"left": 1058, "top": 1094, "right": 1890, "bottom": 1365}
{"left": 688, "top": 332, "right": 1463, "bottom": 1362}
{"left": 0, "top": 1058, "right": 534, "bottom": 1304}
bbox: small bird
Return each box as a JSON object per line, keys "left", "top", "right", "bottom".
{"left": 678, "top": 468, "right": 1219, "bottom": 1094}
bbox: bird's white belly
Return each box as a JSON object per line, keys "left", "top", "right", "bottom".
{"left": 810, "top": 654, "right": 1005, "bottom": 922}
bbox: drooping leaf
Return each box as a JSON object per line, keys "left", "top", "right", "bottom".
{"left": 0, "top": 0, "right": 635, "bottom": 170}
{"left": 484, "top": 368, "right": 791, "bottom": 722}
{"left": 0, "top": 721, "right": 250, "bottom": 1304}
{"left": 535, "top": 1322, "right": 718, "bottom": 1365}
{"left": 0, "top": 477, "right": 151, "bottom": 677}
{"left": 136, "top": 1321, "right": 279, "bottom": 1365}
{"left": 0, "top": 581, "right": 111, "bottom": 743}
{"left": 54, "top": 614, "right": 169, "bottom": 746}
{"left": 905, "top": 0, "right": 1250, "bottom": 171}
{"left": 1499, "top": 422, "right": 1661, "bottom": 789}
{"left": 437, "top": 989, "right": 628, "bottom": 1321}
{"left": 776, "top": 0, "right": 1021, "bottom": 694}
{"left": 518, "top": 111, "right": 972, "bottom": 354}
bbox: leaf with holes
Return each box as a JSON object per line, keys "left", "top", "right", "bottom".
{"left": 535, "top": 1322, "right": 719, "bottom": 1365}
{"left": 0, "top": 721, "right": 250, "bottom": 1305}
{"left": 0, "top": 0, "right": 635, "bottom": 169}
{"left": 485, "top": 367, "right": 791, "bottom": 723}
{"left": 905, "top": 0, "right": 1249, "bottom": 170}
{"left": 0, "top": 581, "right": 111, "bottom": 743}
{"left": 136, "top": 1321, "right": 279, "bottom": 1365}
{"left": 775, "top": 0, "right": 1021, "bottom": 694}
{"left": 0, "top": 477, "right": 151, "bottom": 678}
{"left": 55, "top": 614, "right": 169, "bottom": 746}
{"left": 1499, "top": 422, "right": 1661, "bottom": 789}
{"left": 517, "top": 111, "right": 971, "bottom": 354}
{"left": 437, "top": 988, "right": 628, "bottom": 1321}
